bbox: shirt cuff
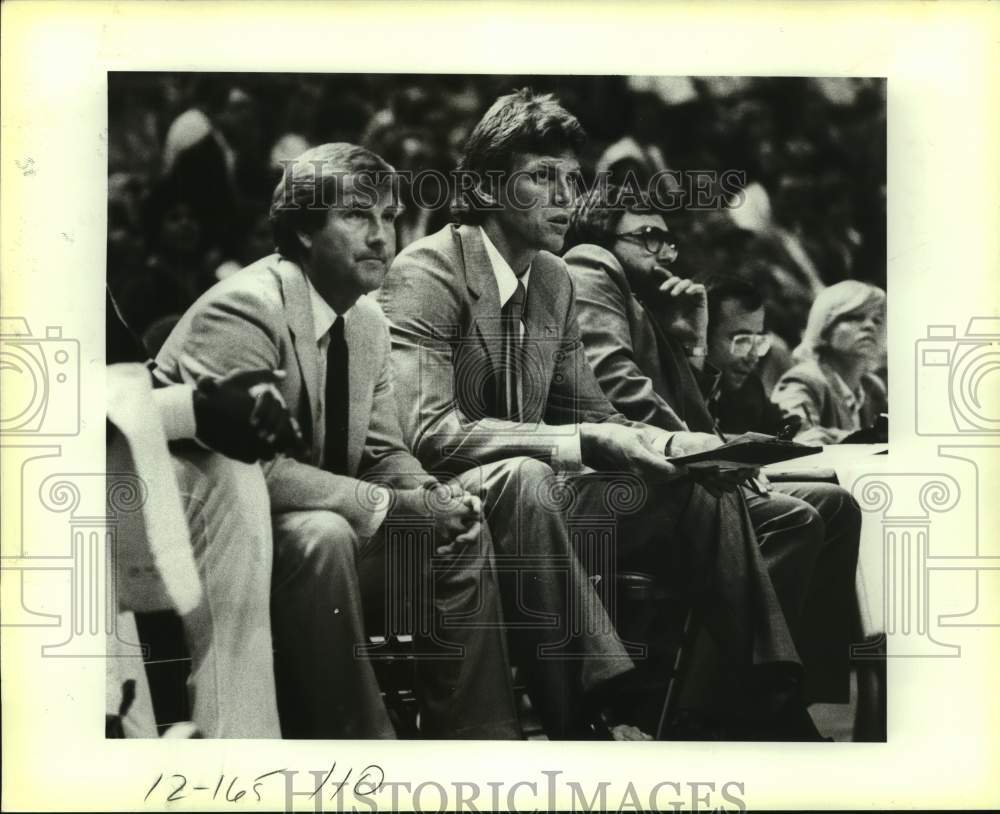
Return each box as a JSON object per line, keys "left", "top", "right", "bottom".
{"left": 551, "top": 433, "right": 584, "bottom": 473}
{"left": 153, "top": 385, "right": 198, "bottom": 441}
{"left": 356, "top": 485, "right": 391, "bottom": 538}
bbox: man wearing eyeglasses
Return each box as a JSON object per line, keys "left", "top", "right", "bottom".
{"left": 705, "top": 278, "right": 833, "bottom": 446}
{"left": 565, "top": 187, "right": 862, "bottom": 713}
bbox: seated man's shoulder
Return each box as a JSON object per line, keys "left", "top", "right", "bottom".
{"left": 562, "top": 244, "right": 628, "bottom": 292}
{"left": 197, "top": 254, "right": 285, "bottom": 315}
{"left": 392, "top": 224, "right": 462, "bottom": 275}
{"left": 380, "top": 226, "right": 465, "bottom": 316}
{"left": 352, "top": 294, "right": 391, "bottom": 330}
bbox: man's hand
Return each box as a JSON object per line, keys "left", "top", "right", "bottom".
{"left": 193, "top": 369, "right": 305, "bottom": 463}
{"left": 655, "top": 272, "right": 709, "bottom": 348}
{"left": 665, "top": 431, "right": 757, "bottom": 497}
{"left": 580, "top": 423, "right": 683, "bottom": 483}
{"left": 394, "top": 483, "right": 485, "bottom": 556}
{"left": 665, "top": 431, "right": 723, "bottom": 457}
{"left": 794, "top": 426, "right": 839, "bottom": 446}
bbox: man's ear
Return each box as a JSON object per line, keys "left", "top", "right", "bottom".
{"left": 475, "top": 182, "right": 499, "bottom": 208}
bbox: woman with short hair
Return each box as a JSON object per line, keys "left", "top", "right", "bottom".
{"left": 772, "top": 280, "right": 887, "bottom": 442}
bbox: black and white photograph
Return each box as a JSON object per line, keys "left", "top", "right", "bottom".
{"left": 105, "top": 70, "right": 888, "bottom": 744}
{"left": 3, "top": 2, "right": 998, "bottom": 812}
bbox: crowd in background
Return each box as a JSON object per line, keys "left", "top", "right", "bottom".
{"left": 107, "top": 73, "right": 886, "bottom": 355}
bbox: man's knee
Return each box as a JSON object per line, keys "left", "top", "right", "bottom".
{"left": 505, "top": 456, "right": 559, "bottom": 506}
{"left": 817, "top": 484, "right": 862, "bottom": 548}
{"left": 276, "top": 511, "right": 359, "bottom": 575}
{"left": 791, "top": 497, "right": 826, "bottom": 544}
{"left": 829, "top": 485, "right": 862, "bottom": 529}
{"left": 794, "top": 482, "right": 862, "bottom": 544}
{"left": 173, "top": 453, "right": 272, "bottom": 570}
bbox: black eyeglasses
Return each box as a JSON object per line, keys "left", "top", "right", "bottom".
{"left": 614, "top": 226, "right": 678, "bottom": 255}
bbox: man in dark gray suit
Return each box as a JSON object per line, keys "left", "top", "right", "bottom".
{"left": 565, "top": 186, "right": 861, "bottom": 707}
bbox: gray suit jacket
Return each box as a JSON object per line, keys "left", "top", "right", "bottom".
{"left": 156, "top": 254, "right": 433, "bottom": 533}
{"left": 377, "top": 224, "right": 635, "bottom": 475}
{"left": 565, "top": 243, "right": 718, "bottom": 434}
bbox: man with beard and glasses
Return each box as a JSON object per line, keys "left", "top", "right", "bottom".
{"left": 564, "top": 187, "right": 862, "bottom": 716}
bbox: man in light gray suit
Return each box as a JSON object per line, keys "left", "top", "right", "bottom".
{"left": 157, "top": 143, "right": 521, "bottom": 738}
{"left": 378, "top": 89, "right": 823, "bottom": 739}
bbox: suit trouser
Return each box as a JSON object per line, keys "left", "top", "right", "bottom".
{"left": 564, "top": 474, "right": 807, "bottom": 731}
{"left": 172, "top": 451, "right": 281, "bottom": 737}
{"left": 270, "top": 502, "right": 521, "bottom": 739}
{"left": 743, "top": 488, "right": 826, "bottom": 636}
{"left": 453, "top": 457, "right": 635, "bottom": 739}
{"left": 569, "top": 476, "right": 801, "bottom": 671}
{"left": 765, "top": 482, "right": 862, "bottom": 703}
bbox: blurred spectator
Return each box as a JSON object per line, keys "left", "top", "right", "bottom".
{"left": 111, "top": 174, "right": 215, "bottom": 352}
{"left": 214, "top": 199, "right": 275, "bottom": 281}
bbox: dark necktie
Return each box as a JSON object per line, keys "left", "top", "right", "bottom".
{"left": 324, "top": 316, "right": 349, "bottom": 475}
{"left": 499, "top": 280, "right": 526, "bottom": 421}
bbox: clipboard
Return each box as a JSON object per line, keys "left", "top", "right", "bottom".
{"left": 667, "top": 431, "right": 822, "bottom": 469}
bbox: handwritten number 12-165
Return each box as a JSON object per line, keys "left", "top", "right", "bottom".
{"left": 144, "top": 773, "right": 258, "bottom": 803}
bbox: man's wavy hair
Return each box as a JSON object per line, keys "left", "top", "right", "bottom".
{"left": 451, "top": 88, "right": 586, "bottom": 224}
{"left": 269, "top": 142, "right": 394, "bottom": 262}
{"left": 564, "top": 183, "right": 665, "bottom": 253}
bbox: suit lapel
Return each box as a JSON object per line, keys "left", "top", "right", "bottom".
{"left": 458, "top": 225, "right": 503, "bottom": 372}
{"left": 276, "top": 258, "right": 323, "bottom": 463}
{"left": 343, "top": 307, "right": 372, "bottom": 477}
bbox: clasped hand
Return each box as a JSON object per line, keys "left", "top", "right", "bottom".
{"left": 396, "top": 481, "right": 485, "bottom": 556}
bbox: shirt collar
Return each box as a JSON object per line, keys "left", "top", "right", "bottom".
{"left": 479, "top": 226, "right": 531, "bottom": 307}
{"left": 303, "top": 273, "right": 339, "bottom": 343}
